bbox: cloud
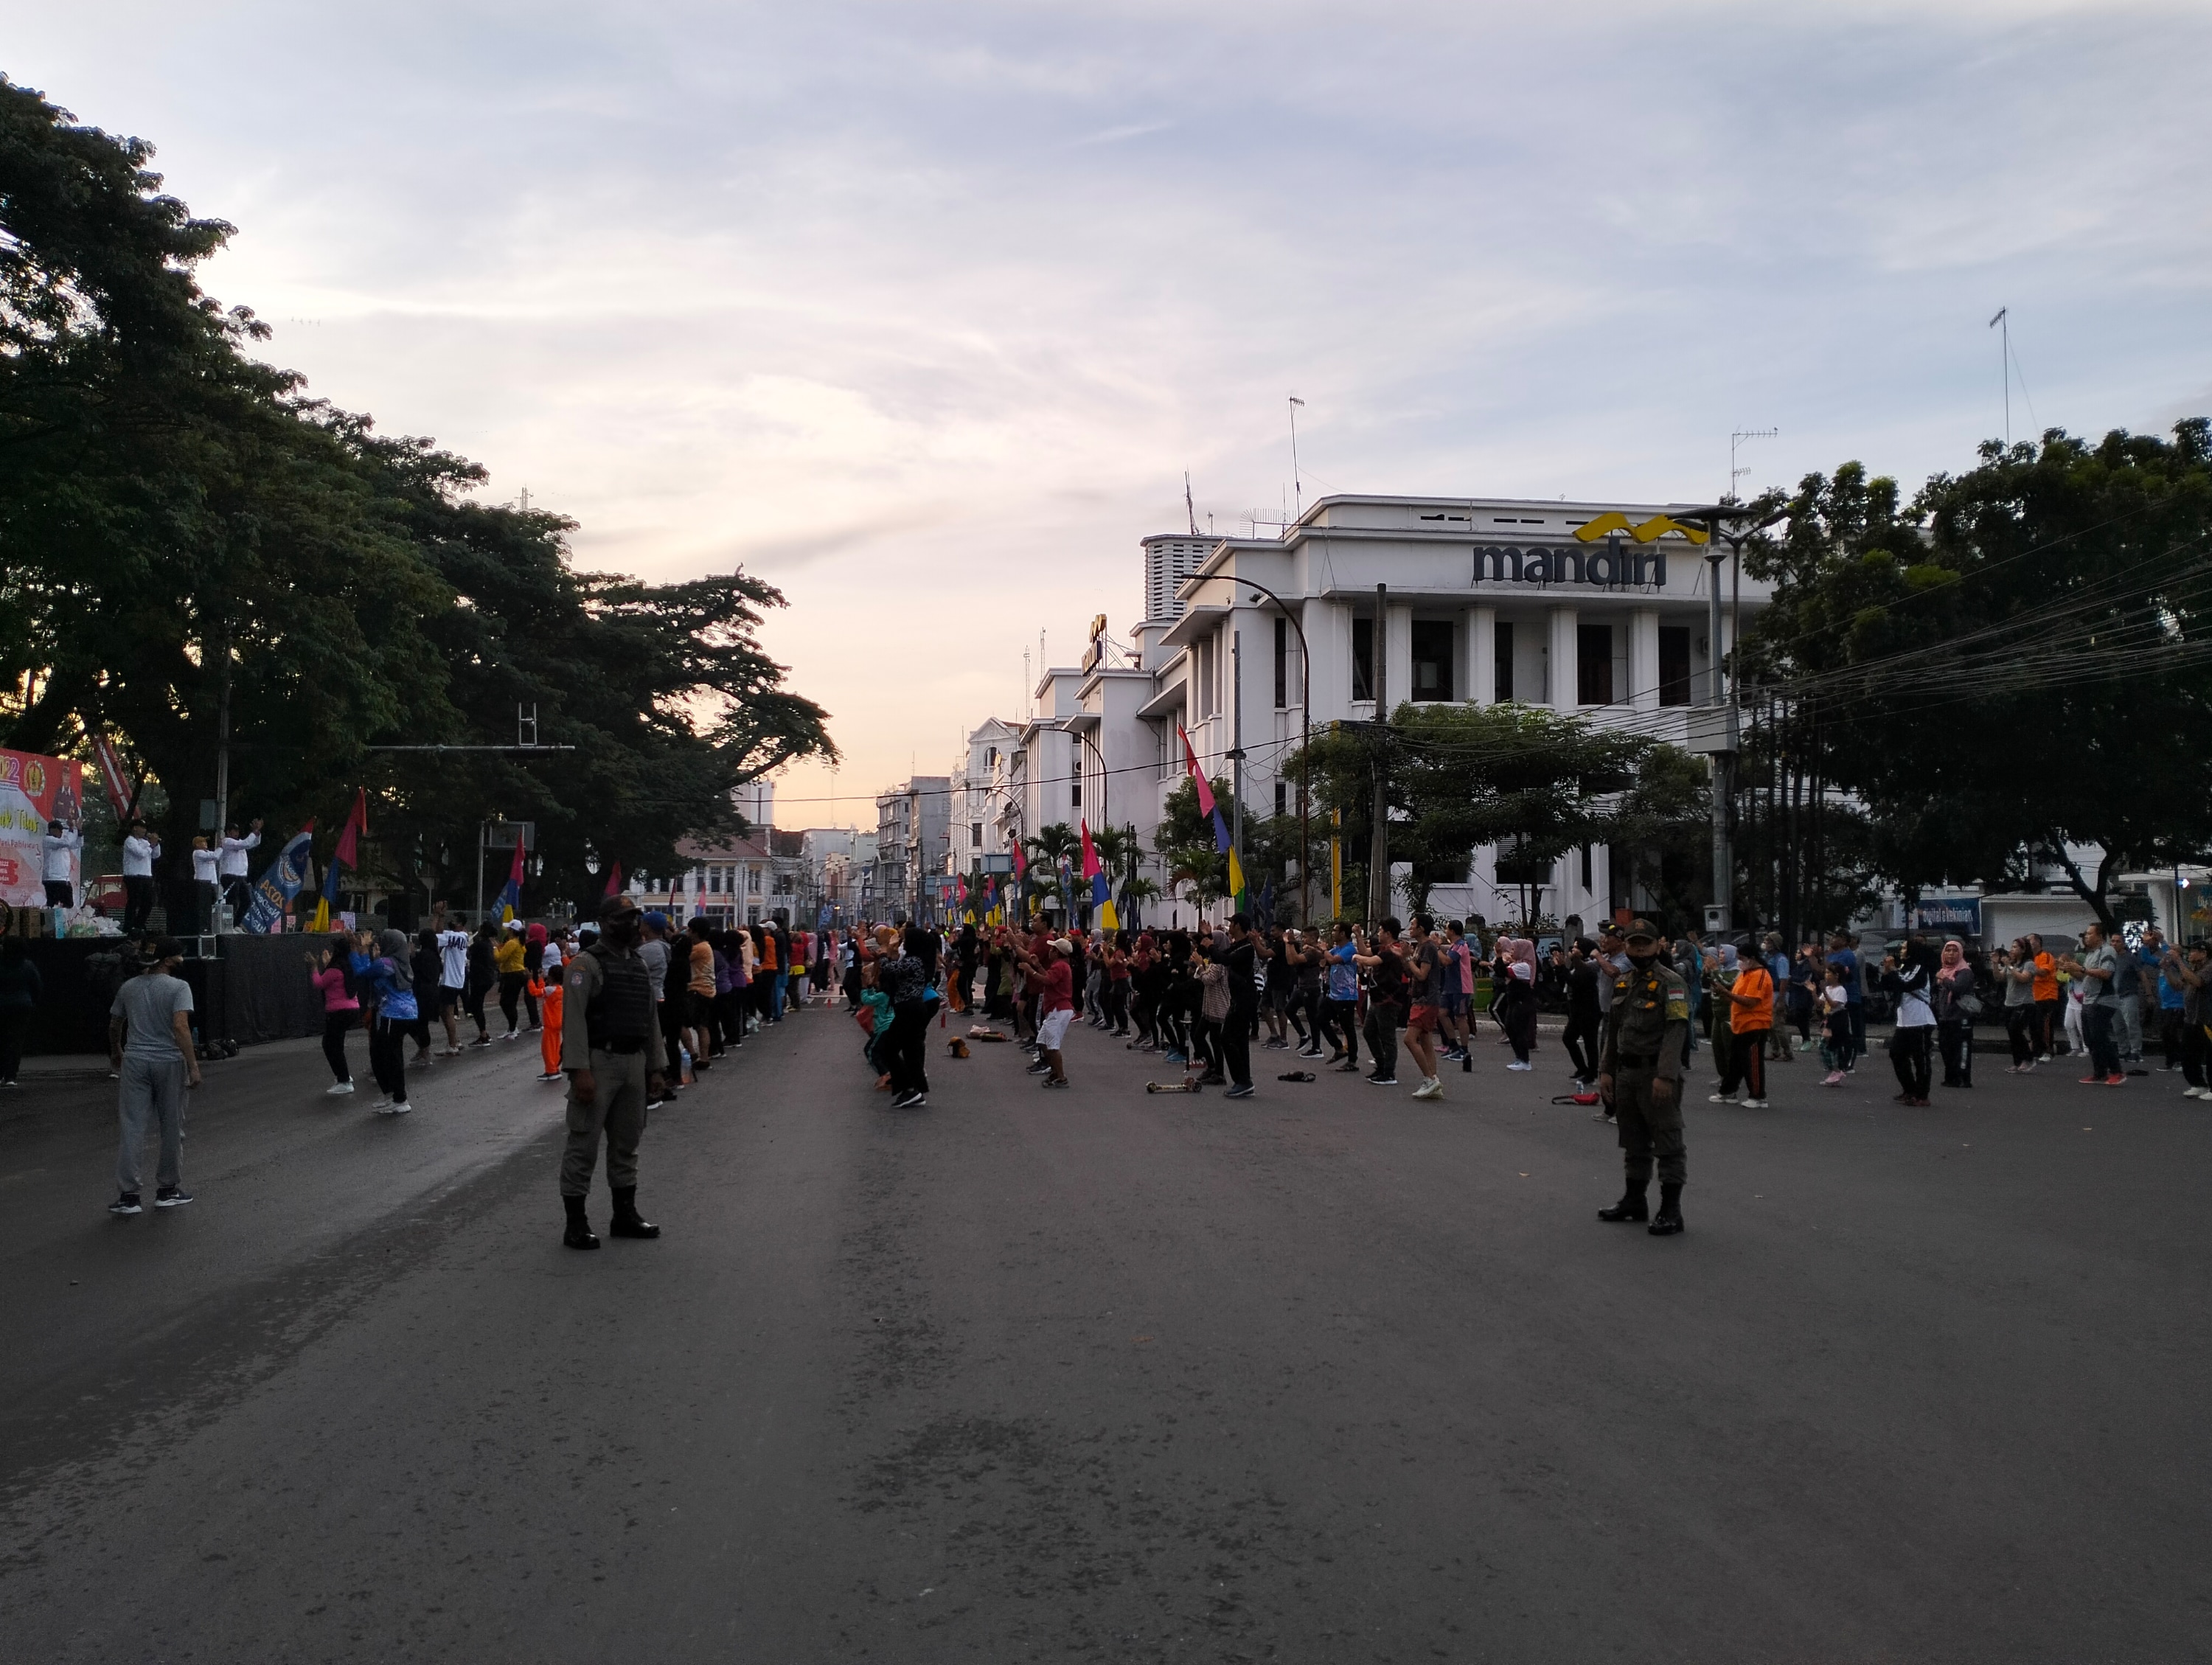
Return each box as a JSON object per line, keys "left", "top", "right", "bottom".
{"left": 7, "top": 0, "right": 2208, "bottom": 807}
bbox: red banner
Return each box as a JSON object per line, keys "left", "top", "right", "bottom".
{"left": 0, "top": 749, "right": 86, "bottom": 906}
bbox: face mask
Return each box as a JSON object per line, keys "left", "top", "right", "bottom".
{"left": 1628, "top": 948, "right": 1658, "bottom": 967}
{"left": 602, "top": 917, "right": 639, "bottom": 948}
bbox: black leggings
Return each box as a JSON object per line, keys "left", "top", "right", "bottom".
{"left": 1891, "top": 1026, "right": 1932, "bottom": 1099}
{"left": 498, "top": 970, "right": 526, "bottom": 1032}
{"left": 322, "top": 1009, "right": 355, "bottom": 1082}
{"left": 1498, "top": 985, "right": 1537, "bottom": 1063}
{"left": 1324, "top": 998, "right": 1360, "bottom": 1062}
{"left": 369, "top": 1015, "right": 408, "bottom": 1104}
{"left": 2006, "top": 1003, "right": 2036, "bottom": 1065}
{"left": 1562, "top": 1010, "right": 1600, "bottom": 1079}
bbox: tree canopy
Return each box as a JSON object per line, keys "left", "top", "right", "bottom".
{"left": 1742, "top": 421, "right": 2212, "bottom": 929}
{"left": 0, "top": 76, "right": 835, "bottom": 913}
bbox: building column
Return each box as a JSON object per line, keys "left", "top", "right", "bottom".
{"left": 1467, "top": 605, "right": 1497, "bottom": 706}
{"left": 1630, "top": 607, "right": 1660, "bottom": 712}
{"left": 1548, "top": 603, "right": 1579, "bottom": 709}
{"left": 1385, "top": 604, "right": 1413, "bottom": 715}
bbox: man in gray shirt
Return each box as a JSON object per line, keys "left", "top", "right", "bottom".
{"left": 108, "top": 937, "right": 201, "bottom": 1215}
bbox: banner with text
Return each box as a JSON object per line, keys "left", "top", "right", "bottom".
{"left": 0, "top": 749, "right": 86, "bottom": 907}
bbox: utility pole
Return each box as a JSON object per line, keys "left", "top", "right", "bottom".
{"left": 1231, "top": 630, "right": 1244, "bottom": 915}
{"left": 1367, "top": 583, "right": 1390, "bottom": 925}
{"left": 210, "top": 621, "right": 232, "bottom": 929}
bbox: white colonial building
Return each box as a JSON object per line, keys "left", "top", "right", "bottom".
{"left": 1017, "top": 493, "right": 1775, "bottom": 931}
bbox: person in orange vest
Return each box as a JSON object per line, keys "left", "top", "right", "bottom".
{"left": 537, "top": 966, "right": 566, "bottom": 1082}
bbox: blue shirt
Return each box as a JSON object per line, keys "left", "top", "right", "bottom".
{"left": 1828, "top": 948, "right": 1862, "bottom": 1004}
{"left": 1326, "top": 942, "right": 1358, "bottom": 1002}
{"left": 359, "top": 955, "right": 420, "bottom": 1022}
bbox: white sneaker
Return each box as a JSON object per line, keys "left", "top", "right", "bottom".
{"left": 1505, "top": 1060, "right": 1533, "bottom": 1071}
{"left": 326, "top": 1081, "right": 355, "bottom": 1096}
{"left": 1741, "top": 1097, "right": 1769, "bottom": 1109}
{"left": 1708, "top": 1093, "right": 1739, "bottom": 1104}
{"left": 1411, "top": 1077, "right": 1443, "bottom": 1100}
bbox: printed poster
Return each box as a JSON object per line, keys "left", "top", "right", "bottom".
{"left": 0, "top": 749, "right": 86, "bottom": 907}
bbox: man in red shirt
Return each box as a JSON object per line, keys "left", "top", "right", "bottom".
{"left": 1026, "top": 937, "right": 1076, "bottom": 1089}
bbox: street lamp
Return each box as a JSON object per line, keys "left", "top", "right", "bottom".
{"left": 1238, "top": 578, "right": 1312, "bottom": 925}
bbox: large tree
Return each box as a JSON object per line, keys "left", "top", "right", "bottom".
{"left": 1742, "top": 423, "right": 2212, "bottom": 929}
{"left": 0, "top": 76, "right": 835, "bottom": 915}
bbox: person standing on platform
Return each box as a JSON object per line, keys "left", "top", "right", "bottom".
{"left": 120, "top": 820, "right": 161, "bottom": 935}
{"left": 189, "top": 837, "right": 221, "bottom": 934}
{"left": 42, "top": 818, "right": 82, "bottom": 909}
{"left": 218, "top": 819, "right": 263, "bottom": 923}
{"left": 1596, "top": 920, "right": 1692, "bottom": 1236}
{"left": 559, "top": 894, "right": 667, "bottom": 1250}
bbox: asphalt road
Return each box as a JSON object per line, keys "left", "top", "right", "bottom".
{"left": 2, "top": 1005, "right": 2208, "bottom": 1664}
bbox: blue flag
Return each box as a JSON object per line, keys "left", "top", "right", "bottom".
{"left": 242, "top": 826, "right": 316, "bottom": 934}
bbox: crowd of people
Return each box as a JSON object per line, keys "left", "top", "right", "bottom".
{"left": 86, "top": 888, "right": 2212, "bottom": 1241}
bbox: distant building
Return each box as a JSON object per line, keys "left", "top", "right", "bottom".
{"left": 873, "top": 776, "right": 951, "bottom": 922}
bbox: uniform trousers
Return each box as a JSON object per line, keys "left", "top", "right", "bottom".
{"left": 1614, "top": 1069, "right": 1686, "bottom": 1187}
{"left": 562, "top": 1046, "right": 648, "bottom": 1198}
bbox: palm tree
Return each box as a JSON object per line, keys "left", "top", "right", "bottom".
{"left": 1119, "top": 874, "right": 1161, "bottom": 929}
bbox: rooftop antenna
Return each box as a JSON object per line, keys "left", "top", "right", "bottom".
{"left": 1729, "top": 428, "right": 1777, "bottom": 502}
{"left": 1288, "top": 395, "right": 1306, "bottom": 517}
{"left": 1989, "top": 306, "right": 2011, "bottom": 448}
{"left": 1185, "top": 470, "right": 1197, "bottom": 535}
{"left": 1023, "top": 647, "right": 1030, "bottom": 718}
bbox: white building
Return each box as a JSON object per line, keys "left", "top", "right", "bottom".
{"left": 972, "top": 494, "right": 1771, "bottom": 931}
{"left": 947, "top": 719, "right": 1023, "bottom": 874}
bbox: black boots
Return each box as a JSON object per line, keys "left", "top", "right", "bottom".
{"left": 608, "top": 1187, "right": 660, "bottom": 1240}
{"left": 1597, "top": 1185, "right": 1649, "bottom": 1223}
{"left": 1648, "top": 1183, "right": 1686, "bottom": 1236}
{"left": 563, "top": 1193, "right": 599, "bottom": 1251}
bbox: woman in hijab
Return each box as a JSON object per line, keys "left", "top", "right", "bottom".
{"left": 1934, "top": 939, "right": 1978, "bottom": 1088}
{"left": 1497, "top": 934, "right": 1539, "bottom": 1071}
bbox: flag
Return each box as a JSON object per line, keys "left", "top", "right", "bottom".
{"left": 957, "top": 875, "right": 969, "bottom": 903}
{"left": 313, "top": 789, "right": 368, "bottom": 928}
{"left": 1011, "top": 841, "right": 1027, "bottom": 880}
{"left": 1225, "top": 846, "right": 1247, "bottom": 911}
{"left": 91, "top": 735, "right": 133, "bottom": 821}
{"left": 603, "top": 860, "right": 623, "bottom": 898}
{"left": 498, "top": 835, "right": 526, "bottom": 922}
{"left": 1079, "top": 819, "right": 1119, "bottom": 930}
{"left": 1177, "top": 724, "right": 1217, "bottom": 819}
{"left": 241, "top": 824, "right": 316, "bottom": 934}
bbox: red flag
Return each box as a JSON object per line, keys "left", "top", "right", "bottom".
{"left": 1177, "top": 724, "right": 1218, "bottom": 819}
{"left": 604, "top": 860, "right": 623, "bottom": 897}
{"left": 333, "top": 789, "right": 366, "bottom": 871}
{"left": 91, "top": 735, "right": 133, "bottom": 821}
{"left": 1011, "top": 840, "right": 1027, "bottom": 879}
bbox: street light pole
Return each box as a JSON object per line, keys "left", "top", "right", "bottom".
{"left": 1237, "top": 577, "right": 1312, "bottom": 925}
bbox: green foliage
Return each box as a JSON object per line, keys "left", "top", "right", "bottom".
{"left": 1286, "top": 703, "right": 1703, "bottom": 922}
{"left": 0, "top": 77, "right": 835, "bottom": 914}
{"left": 1743, "top": 422, "right": 2212, "bottom": 928}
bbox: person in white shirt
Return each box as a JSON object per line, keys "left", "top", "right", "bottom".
{"left": 189, "top": 836, "right": 221, "bottom": 933}
{"left": 431, "top": 904, "right": 473, "bottom": 1054}
{"left": 121, "top": 818, "right": 161, "bottom": 934}
{"left": 41, "top": 819, "right": 82, "bottom": 908}
{"left": 218, "top": 819, "right": 263, "bottom": 922}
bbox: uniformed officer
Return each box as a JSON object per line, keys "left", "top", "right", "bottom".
{"left": 559, "top": 893, "right": 669, "bottom": 1251}
{"left": 1596, "top": 918, "right": 1692, "bottom": 1237}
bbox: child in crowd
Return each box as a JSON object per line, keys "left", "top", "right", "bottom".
{"left": 1819, "top": 963, "right": 1854, "bottom": 1085}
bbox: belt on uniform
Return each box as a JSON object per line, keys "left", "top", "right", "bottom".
{"left": 594, "top": 1038, "right": 647, "bottom": 1054}
{"left": 1615, "top": 1052, "right": 1658, "bottom": 1068}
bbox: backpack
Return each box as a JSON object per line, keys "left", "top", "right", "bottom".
{"left": 1199, "top": 961, "right": 1231, "bottom": 1023}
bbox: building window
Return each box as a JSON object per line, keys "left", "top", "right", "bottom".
{"left": 970, "top": 821, "right": 983, "bottom": 849}
{"left": 1580, "top": 845, "right": 1593, "bottom": 889}
{"left": 1494, "top": 621, "right": 1514, "bottom": 702}
{"left": 1577, "top": 625, "right": 1615, "bottom": 705}
{"left": 1274, "top": 780, "right": 1287, "bottom": 816}
{"left": 1411, "top": 619, "right": 1454, "bottom": 702}
{"left": 1658, "top": 626, "right": 1692, "bottom": 706}
{"left": 1071, "top": 782, "right": 1081, "bottom": 807}
{"left": 1352, "top": 616, "right": 1374, "bottom": 702}
{"left": 1273, "top": 616, "right": 1288, "bottom": 709}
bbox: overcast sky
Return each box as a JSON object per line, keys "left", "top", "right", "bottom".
{"left": 13, "top": 1, "right": 2210, "bottom": 818}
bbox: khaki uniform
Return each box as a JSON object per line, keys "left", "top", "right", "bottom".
{"left": 1601, "top": 959, "right": 1691, "bottom": 1189}
{"left": 559, "top": 945, "right": 667, "bottom": 1200}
